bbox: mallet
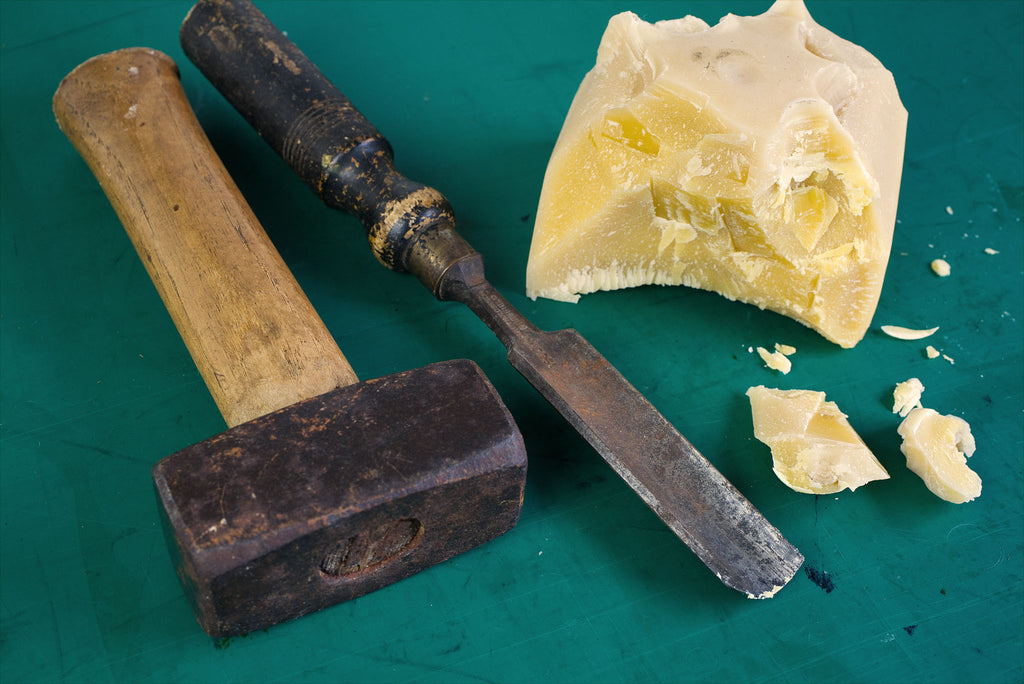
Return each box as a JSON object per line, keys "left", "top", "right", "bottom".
{"left": 53, "top": 48, "right": 527, "bottom": 638}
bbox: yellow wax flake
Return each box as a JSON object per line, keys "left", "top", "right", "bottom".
{"left": 747, "top": 385, "right": 889, "bottom": 494}
{"left": 756, "top": 346, "right": 792, "bottom": 374}
{"left": 881, "top": 325, "right": 939, "bottom": 340}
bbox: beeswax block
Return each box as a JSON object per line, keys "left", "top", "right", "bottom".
{"left": 526, "top": 0, "right": 907, "bottom": 347}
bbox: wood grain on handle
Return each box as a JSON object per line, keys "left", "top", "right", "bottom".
{"left": 53, "top": 48, "right": 358, "bottom": 427}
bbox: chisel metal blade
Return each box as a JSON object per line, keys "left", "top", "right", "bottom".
{"left": 458, "top": 278, "right": 804, "bottom": 599}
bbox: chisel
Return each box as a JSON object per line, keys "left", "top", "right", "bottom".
{"left": 180, "top": 0, "right": 803, "bottom": 598}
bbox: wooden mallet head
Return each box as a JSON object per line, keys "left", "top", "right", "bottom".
{"left": 154, "top": 359, "right": 525, "bottom": 637}
{"left": 53, "top": 48, "right": 526, "bottom": 637}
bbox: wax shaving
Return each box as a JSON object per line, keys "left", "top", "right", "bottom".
{"left": 881, "top": 325, "right": 939, "bottom": 340}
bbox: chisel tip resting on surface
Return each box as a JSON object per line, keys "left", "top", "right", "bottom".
{"left": 180, "top": 0, "right": 804, "bottom": 599}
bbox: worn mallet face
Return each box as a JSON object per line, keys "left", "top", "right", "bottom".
{"left": 153, "top": 359, "right": 526, "bottom": 637}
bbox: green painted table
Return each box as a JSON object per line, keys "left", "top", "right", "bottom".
{"left": 2, "top": 1, "right": 1021, "bottom": 682}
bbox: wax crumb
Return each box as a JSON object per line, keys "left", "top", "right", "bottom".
{"left": 775, "top": 343, "right": 797, "bottom": 356}
{"left": 930, "top": 258, "right": 951, "bottom": 276}
{"left": 893, "top": 378, "right": 925, "bottom": 417}
{"left": 925, "top": 345, "right": 940, "bottom": 359}
{"left": 757, "top": 347, "right": 792, "bottom": 374}
{"left": 945, "top": 206, "right": 954, "bottom": 215}
{"left": 984, "top": 247, "right": 999, "bottom": 255}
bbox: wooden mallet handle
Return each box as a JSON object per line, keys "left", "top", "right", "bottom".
{"left": 53, "top": 48, "right": 358, "bottom": 427}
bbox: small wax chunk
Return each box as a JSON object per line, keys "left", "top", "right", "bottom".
{"left": 892, "top": 378, "right": 925, "bottom": 417}
{"left": 757, "top": 346, "right": 792, "bottom": 374}
{"left": 747, "top": 385, "right": 889, "bottom": 494}
{"left": 897, "top": 408, "right": 980, "bottom": 503}
{"left": 526, "top": 0, "right": 907, "bottom": 348}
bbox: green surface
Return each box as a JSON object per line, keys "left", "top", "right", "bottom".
{"left": 2, "top": 0, "right": 1021, "bottom": 681}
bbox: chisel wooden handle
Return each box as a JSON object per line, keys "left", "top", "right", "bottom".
{"left": 180, "top": 0, "right": 482, "bottom": 298}
{"left": 53, "top": 48, "right": 359, "bottom": 427}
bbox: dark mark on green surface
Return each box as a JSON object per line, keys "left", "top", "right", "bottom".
{"left": 805, "top": 566, "right": 835, "bottom": 593}
{"left": 213, "top": 630, "right": 263, "bottom": 650}
{"left": 576, "top": 473, "right": 607, "bottom": 490}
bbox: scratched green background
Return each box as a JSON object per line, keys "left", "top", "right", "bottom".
{"left": 2, "top": 1, "right": 1021, "bottom": 682}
